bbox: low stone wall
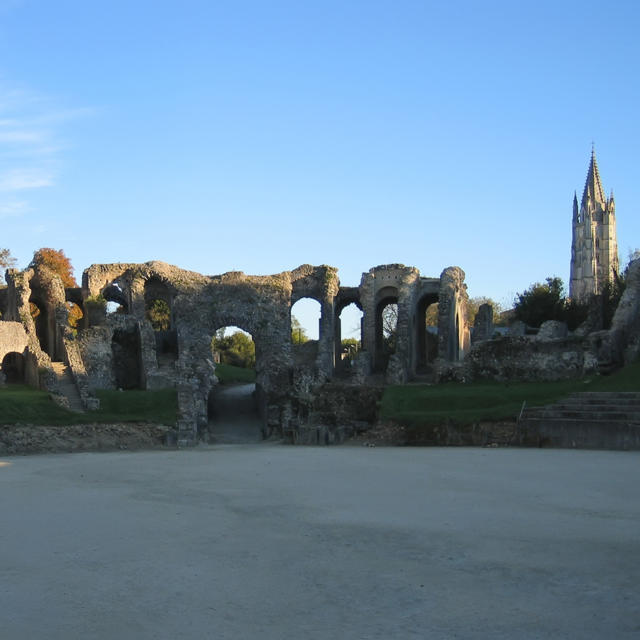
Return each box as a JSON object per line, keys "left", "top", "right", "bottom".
{"left": 466, "top": 335, "right": 599, "bottom": 382}
{"left": 516, "top": 420, "right": 640, "bottom": 451}
{"left": 291, "top": 383, "right": 384, "bottom": 444}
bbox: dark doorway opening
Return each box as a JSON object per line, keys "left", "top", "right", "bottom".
{"left": 1, "top": 352, "right": 25, "bottom": 384}
{"left": 111, "top": 326, "right": 143, "bottom": 389}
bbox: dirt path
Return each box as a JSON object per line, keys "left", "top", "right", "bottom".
{"left": 207, "top": 382, "right": 263, "bottom": 443}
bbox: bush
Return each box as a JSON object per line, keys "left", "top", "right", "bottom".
{"left": 513, "top": 277, "right": 566, "bottom": 328}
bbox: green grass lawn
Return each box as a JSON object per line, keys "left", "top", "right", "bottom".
{"left": 381, "top": 360, "right": 640, "bottom": 427}
{"left": 0, "top": 385, "right": 177, "bottom": 425}
{"left": 2, "top": 359, "right": 639, "bottom": 428}
{"left": 214, "top": 362, "right": 256, "bottom": 384}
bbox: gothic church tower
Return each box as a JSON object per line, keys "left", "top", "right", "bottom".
{"left": 569, "top": 148, "right": 619, "bottom": 300}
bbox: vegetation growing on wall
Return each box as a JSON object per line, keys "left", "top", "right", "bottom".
{"left": 146, "top": 299, "right": 171, "bottom": 331}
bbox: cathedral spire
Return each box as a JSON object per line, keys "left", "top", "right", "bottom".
{"left": 581, "top": 146, "right": 606, "bottom": 209}
{"left": 571, "top": 147, "right": 619, "bottom": 301}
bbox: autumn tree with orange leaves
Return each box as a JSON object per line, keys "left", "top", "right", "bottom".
{"left": 29, "top": 248, "right": 83, "bottom": 328}
{"left": 29, "top": 248, "right": 77, "bottom": 287}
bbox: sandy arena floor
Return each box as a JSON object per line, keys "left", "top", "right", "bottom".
{"left": 1, "top": 445, "right": 639, "bottom": 639}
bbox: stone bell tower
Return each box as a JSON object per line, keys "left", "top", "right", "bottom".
{"left": 569, "top": 147, "right": 619, "bottom": 301}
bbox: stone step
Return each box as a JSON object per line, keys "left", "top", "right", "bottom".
{"left": 50, "top": 361, "right": 84, "bottom": 412}
{"left": 564, "top": 405, "right": 640, "bottom": 413}
{"left": 566, "top": 392, "right": 640, "bottom": 401}
{"left": 518, "top": 389, "right": 640, "bottom": 450}
{"left": 521, "top": 416, "right": 640, "bottom": 428}
{"left": 517, "top": 417, "right": 640, "bottom": 450}
{"left": 525, "top": 408, "right": 640, "bottom": 422}
{"left": 552, "top": 400, "right": 640, "bottom": 410}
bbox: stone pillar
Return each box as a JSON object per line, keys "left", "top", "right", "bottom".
{"left": 316, "top": 297, "right": 335, "bottom": 378}
{"left": 472, "top": 303, "right": 494, "bottom": 343}
{"left": 437, "top": 267, "right": 469, "bottom": 362}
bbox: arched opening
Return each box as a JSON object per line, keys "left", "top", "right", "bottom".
{"left": 291, "top": 297, "right": 321, "bottom": 366}
{"left": 29, "top": 297, "right": 52, "bottom": 357}
{"left": 207, "top": 326, "right": 261, "bottom": 444}
{"left": 101, "top": 283, "right": 128, "bottom": 321}
{"left": 416, "top": 294, "right": 439, "bottom": 372}
{"left": 334, "top": 301, "right": 363, "bottom": 376}
{"left": 66, "top": 301, "right": 84, "bottom": 331}
{"left": 0, "top": 287, "right": 7, "bottom": 320}
{"left": 374, "top": 287, "right": 399, "bottom": 372}
{"left": 1, "top": 352, "right": 25, "bottom": 384}
{"left": 111, "top": 325, "right": 143, "bottom": 389}
{"left": 65, "top": 288, "right": 85, "bottom": 330}
{"left": 106, "top": 301, "right": 125, "bottom": 314}
{"left": 144, "top": 277, "right": 177, "bottom": 363}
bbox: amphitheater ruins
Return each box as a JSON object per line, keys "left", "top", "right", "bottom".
{"left": 1, "top": 251, "right": 640, "bottom": 446}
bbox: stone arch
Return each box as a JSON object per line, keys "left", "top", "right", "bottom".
{"left": 291, "top": 297, "right": 322, "bottom": 369}
{"left": 144, "top": 277, "right": 173, "bottom": 321}
{"left": 374, "top": 286, "right": 399, "bottom": 372}
{"left": 102, "top": 282, "right": 129, "bottom": 313}
{"left": 28, "top": 293, "right": 53, "bottom": 358}
{"left": 333, "top": 290, "right": 363, "bottom": 374}
{"left": 65, "top": 288, "right": 86, "bottom": 330}
{"left": 415, "top": 292, "right": 439, "bottom": 371}
{"left": 111, "top": 325, "right": 143, "bottom": 389}
{"left": 1, "top": 351, "right": 25, "bottom": 384}
{"left": 207, "top": 325, "right": 261, "bottom": 443}
{"left": 144, "top": 276, "right": 177, "bottom": 361}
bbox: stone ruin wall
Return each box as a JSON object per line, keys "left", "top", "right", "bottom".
{"left": 5, "top": 256, "right": 640, "bottom": 443}
{"left": 455, "top": 258, "right": 640, "bottom": 383}
{"left": 0, "top": 260, "right": 471, "bottom": 442}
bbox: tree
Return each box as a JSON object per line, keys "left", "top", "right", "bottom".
{"left": 212, "top": 329, "right": 256, "bottom": 368}
{"left": 0, "top": 248, "right": 16, "bottom": 284}
{"left": 513, "top": 277, "right": 566, "bottom": 328}
{"left": 466, "top": 297, "right": 504, "bottom": 326}
{"left": 425, "top": 303, "right": 439, "bottom": 327}
{"left": 341, "top": 337, "right": 359, "bottom": 360}
{"left": 29, "top": 248, "right": 76, "bottom": 287}
{"left": 381, "top": 303, "right": 397, "bottom": 352}
{"left": 146, "top": 299, "right": 171, "bottom": 331}
{"left": 291, "top": 315, "right": 309, "bottom": 344}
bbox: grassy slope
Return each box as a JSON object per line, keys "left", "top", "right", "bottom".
{"left": 0, "top": 386, "right": 177, "bottom": 426}
{"left": 2, "top": 361, "right": 638, "bottom": 428}
{"left": 381, "top": 360, "right": 640, "bottom": 426}
{"left": 214, "top": 362, "right": 256, "bottom": 384}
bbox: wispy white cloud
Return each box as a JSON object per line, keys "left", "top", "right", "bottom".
{"left": 0, "top": 200, "right": 29, "bottom": 218}
{"left": 0, "top": 168, "right": 53, "bottom": 191}
{"left": 0, "top": 84, "right": 91, "bottom": 220}
{"left": 0, "top": 129, "right": 48, "bottom": 144}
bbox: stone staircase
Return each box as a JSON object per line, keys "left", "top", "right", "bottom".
{"left": 50, "top": 362, "right": 84, "bottom": 413}
{"left": 518, "top": 392, "right": 640, "bottom": 450}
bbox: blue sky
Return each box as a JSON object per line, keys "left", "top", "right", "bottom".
{"left": 1, "top": 0, "right": 639, "bottom": 337}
